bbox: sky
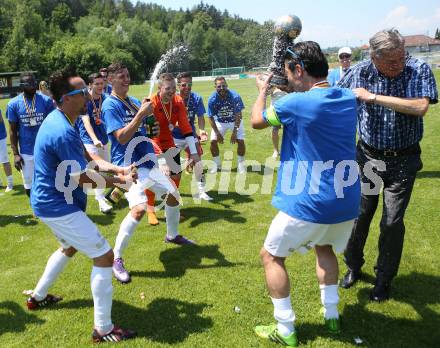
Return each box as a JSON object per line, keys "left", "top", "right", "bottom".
{"left": 139, "top": 0, "right": 440, "bottom": 48}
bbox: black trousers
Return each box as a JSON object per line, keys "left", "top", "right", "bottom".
{"left": 344, "top": 142, "right": 422, "bottom": 282}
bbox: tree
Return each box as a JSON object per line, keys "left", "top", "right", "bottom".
{"left": 51, "top": 3, "right": 75, "bottom": 32}
{"left": 435, "top": 28, "right": 440, "bottom": 40}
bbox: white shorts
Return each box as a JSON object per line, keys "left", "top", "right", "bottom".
{"left": 264, "top": 211, "right": 355, "bottom": 257}
{"left": 210, "top": 121, "right": 245, "bottom": 141}
{"left": 40, "top": 211, "right": 111, "bottom": 259}
{"left": 0, "top": 138, "right": 8, "bottom": 164}
{"left": 84, "top": 143, "right": 110, "bottom": 161}
{"left": 173, "top": 138, "right": 188, "bottom": 151}
{"left": 20, "top": 153, "right": 34, "bottom": 189}
{"left": 124, "top": 167, "right": 179, "bottom": 209}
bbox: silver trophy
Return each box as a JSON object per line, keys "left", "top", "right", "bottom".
{"left": 268, "top": 15, "right": 302, "bottom": 87}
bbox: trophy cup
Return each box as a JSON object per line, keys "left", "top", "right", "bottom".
{"left": 268, "top": 15, "right": 302, "bottom": 88}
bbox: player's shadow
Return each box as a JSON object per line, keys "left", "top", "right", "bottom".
{"left": 11, "top": 185, "right": 26, "bottom": 196}
{"left": 87, "top": 213, "right": 116, "bottom": 226}
{"left": 132, "top": 244, "right": 237, "bottom": 279}
{"left": 50, "top": 298, "right": 213, "bottom": 344}
{"left": 179, "top": 206, "right": 246, "bottom": 227}
{"left": 0, "top": 214, "right": 38, "bottom": 227}
{"left": 0, "top": 301, "right": 45, "bottom": 336}
{"left": 296, "top": 272, "right": 440, "bottom": 346}
{"left": 417, "top": 170, "right": 440, "bottom": 179}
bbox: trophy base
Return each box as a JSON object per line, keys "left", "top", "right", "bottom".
{"left": 270, "top": 75, "right": 288, "bottom": 88}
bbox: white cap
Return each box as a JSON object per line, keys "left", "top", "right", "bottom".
{"left": 338, "top": 47, "right": 352, "bottom": 57}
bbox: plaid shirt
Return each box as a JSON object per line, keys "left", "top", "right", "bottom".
{"left": 338, "top": 57, "right": 438, "bottom": 150}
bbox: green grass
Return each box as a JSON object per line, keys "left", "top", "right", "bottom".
{"left": 1, "top": 73, "right": 440, "bottom": 347}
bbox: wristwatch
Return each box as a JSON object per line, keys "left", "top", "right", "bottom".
{"left": 367, "top": 93, "right": 377, "bottom": 103}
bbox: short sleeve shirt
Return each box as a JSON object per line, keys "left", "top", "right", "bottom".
{"left": 76, "top": 94, "right": 109, "bottom": 145}
{"left": 207, "top": 90, "right": 244, "bottom": 123}
{"left": 31, "top": 109, "right": 88, "bottom": 218}
{"left": 173, "top": 92, "right": 205, "bottom": 139}
{"left": 6, "top": 92, "right": 55, "bottom": 155}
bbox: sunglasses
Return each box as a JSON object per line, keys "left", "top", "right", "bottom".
{"left": 339, "top": 54, "right": 351, "bottom": 59}
{"left": 286, "top": 47, "right": 305, "bottom": 69}
{"left": 60, "top": 87, "right": 89, "bottom": 102}
{"left": 178, "top": 82, "right": 192, "bottom": 88}
{"left": 20, "top": 82, "right": 37, "bottom": 88}
{"left": 216, "top": 84, "right": 228, "bottom": 89}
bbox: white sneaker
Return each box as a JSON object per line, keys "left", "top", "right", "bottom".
{"left": 237, "top": 162, "right": 246, "bottom": 174}
{"left": 98, "top": 199, "right": 113, "bottom": 214}
{"left": 209, "top": 164, "right": 221, "bottom": 174}
{"left": 5, "top": 185, "right": 13, "bottom": 193}
{"left": 272, "top": 150, "right": 279, "bottom": 158}
{"left": 197, "top": 191, "right": 213, "bottom": 201}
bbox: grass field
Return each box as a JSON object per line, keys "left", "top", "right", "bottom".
{"left": 0, "top": 72, "right": 439, "bottom": 348}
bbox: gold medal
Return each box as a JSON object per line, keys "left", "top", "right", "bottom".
{"left": 159, "top": 96, "right": 174, "bottom": 131}
{"left": 23, "top": 94, "right": 36, "bottom": 126}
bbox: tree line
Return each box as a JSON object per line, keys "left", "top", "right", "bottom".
{"left": 0, "top": 0, "right": 274, "bottom": 82}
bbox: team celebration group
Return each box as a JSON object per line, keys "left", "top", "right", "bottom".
{"left": 0, "top": 28, "right": 437, "bottom": 345}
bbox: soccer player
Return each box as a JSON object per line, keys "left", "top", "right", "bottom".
{"left": 100, "top": 67, "right": 113, "bottom": 94}
{"left": 174, "top": 72, "right": 212, "bottom": 201}
{"left": 251, "top": 42, "right": 360, "bottom": 346}
{"left": 76, "top": 72, "right": 112, "bottom": 213}
{"left": 28, "top": 68, "right": 137, "bottom": 343}
{"left": 145, "top": 73, "right": 203, "bottom": 225}
{"left": 7, "top": 73, "right": 54, "bottom": 197}
{"left": 102, "top": 64, "right": 195, "bottom": 284}
{"left": 207, "top": 76, "right": 246, "bottom": 174}
{"left": 0, "top": 109, "right": 13, "bottom": 192}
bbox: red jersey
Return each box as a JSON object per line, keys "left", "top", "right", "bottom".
{"left": 151, "top": 94, "right": 193, "bottom": 152}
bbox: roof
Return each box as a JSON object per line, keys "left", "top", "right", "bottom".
{"left": 403, "top": 35, "right": 440, "bottom": 47}
{"left": 0, "top": 71, "right": 38, "bottom": 77}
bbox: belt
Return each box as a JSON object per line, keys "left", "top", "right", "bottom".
{"left": 359, "top": 140, "right": 421, "bottom": 157}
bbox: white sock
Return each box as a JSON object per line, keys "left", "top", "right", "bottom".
{"left": 95, "top": 188, "right": 105, "bottom": 201}
{"left": 33, "top": 249, "right": 70, "bottom": 301}
{"left": 238, "top": 155, "right": 245, "bottom": 163}
{"left": 320, "top": 284, "right": 339, "bottom": 319}
{"left": 114, "top": 213, "right": 139, "bottom": 259}
{"left": 165, "top": 204, "right": 179, "bottom": 239}
{"left": 213, "top": 156, "right": 220, "bottom": 167}
{"left": 271, "top": 296, "right": 295, "bottom": 336}
{"left": 6, "top": 175, "right": 13, "bottom": 186}
{"left": 197, "top": 180, "right": 205, "bottom": 193}
{"left": 91, "top": 266, "right": 114, "bottom": 335}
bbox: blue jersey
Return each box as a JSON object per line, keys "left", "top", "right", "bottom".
{"left": 102, "top": 95, "right": 155, "bottom": 169}
{"left": 6, "top": 92, "right": 55, "bottom": 155}
{"left": 104, "top": 84, "right": 113, "bottom": 94}
{"left": 264, "top": 87, "right": 361, "bottom": 224}
{"left": 31, "top": 109, "right": 88, "bottom": 218}
{"left": 327, "top": 68, "right": 342, "bottom": 87}
{"left": 0, "top": 110, "right": 6, "bottom": 140}
{"left": 76, "top": 94, "right": 109, "bottom": 145}
{"left": 207, "top": 90, "right": 244, "bottom": 123}
{"left": 173, "top": 92, "right": 205, "bottom": 139}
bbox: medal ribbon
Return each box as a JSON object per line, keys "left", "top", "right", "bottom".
{"left": 111, "top": 93, "right": 139, "bottom": 114}
{"left": 159, "top": 96, "right": 175, "bottom": 130}
{"left": 22, "top": 94, "right": 36, "bottom": 117}
{"left": 92, "top": 95, "right": 103, "bottom": 125}
{"left": 311, "top": 80, "right": 330, "bottom": 89}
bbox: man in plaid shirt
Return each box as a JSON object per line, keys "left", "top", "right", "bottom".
{"left": 338, "top": 29, "right": 438, "bottom": 301}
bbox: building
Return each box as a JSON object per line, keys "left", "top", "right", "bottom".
{"left": 0, "top": 71, "right": 38, "bottom": 99}
{"left": 403, "top": 35, "right": 440, "bottom": 54}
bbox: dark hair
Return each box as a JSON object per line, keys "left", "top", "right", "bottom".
{"left": 99, "top": 67, "right": 108, "bottom": 73}
{"left": 176, "top": 72, "right": 192, "bottom": 82}
{"left": 20, "top": 72, "right": 35, "bottom": 83}
{"left": 214, "top": 76, "right": 226, "bottom": 84}
{"left": 107, "top": 62, "right": 127, "bottom": 76}
{"left": 88, "top": 72, "right": 105, "bottom": 84}
{"left": 49, "top": 67, "right": 77, "bottom": 103}
{"left": 285, "top": 41, "right": 329, "bottom": 79}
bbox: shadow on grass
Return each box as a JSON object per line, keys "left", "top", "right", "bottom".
{"left": 50, "top": 298, "right": 212, "bottom": 344}
{"left": 180, "top": 206, "right": 247, "bottom": 227}
{"left": 298, "top": 272, "right": 440, "bottom": 346}
{"left": 87, "top": 213, "right": 116, "bottom": 226}
{"left": 0, "top": 301, "right": 45, "bottom": 336}
{"left": 417, "top": 170, "right": 440, "bottom": 179}
{"left": 0, "top": 214, "right": 38, "bottom": 227}
{"left": 132, "top": 244, "right": 238, "bottom": 279}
